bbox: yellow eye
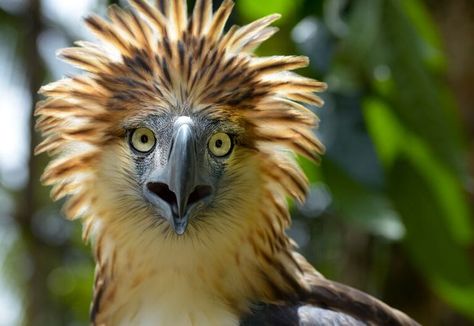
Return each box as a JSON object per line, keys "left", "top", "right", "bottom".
{"left": 130, "top": 128, "right": 156, "bottom": 153}
{"left": 208, "top": 132, "right": 233, "bottom": 157}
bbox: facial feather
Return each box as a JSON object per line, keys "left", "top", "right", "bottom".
{"left": 90, "top": 144, "right": 279, "bottom": 323}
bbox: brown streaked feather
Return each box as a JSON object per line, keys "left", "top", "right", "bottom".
{"left": 61, "top": 126, "right": 105, "bottom": 142}
{"left": 192, "top": 0, "right": 212, "bottom": 36}
{"left": 229, "top": 14, "right": 281, "bottom": 51}
{"left": 254, "top": 97, "right": 318, "bottom": 116}
{"left": 156, "top": 0, "right": 168, "bottom": 17}
{"left": 85, "top": 15, "right": 132, "bottom": 56}
{"left": 264, "top": 159, "right": 309, "bottom": 203}
{"left": 287, "top": 91, "right": 325, "bottom": 107}
{"left": 129, "top": 0, "right": 167, "bottom": 36}
{"left": 90, "top": 264, "right": 107, "bottom": 324}
{"left": 247, "top": 110, "right": 315, "bottom": 127}
{"left": 50, "top": 182, "right": 79, "bottom": 201}
{"left": 240, "top": 26, "right": 279, "bottom": 53}
{"left": 219, "top": 24, "right": 239, "bottom": 50}
{"left": 288, "top": 140, "right": 322, "bottom": 162}
{"left": 39, "top": 77, "right": 109, "bottom": 104}
{"left": 206, "top": 0, "right": 234, "bottom": 43}
{"left": 265, "top": 77, "right": 327, "bottom": 93}
{"left": 107, "top": 5, "right": 136, "bottom": 39}
{"left": 34, "top": 113, "right": 57, "bottom": 126}
{"left": 291, "top": 127, "right": 325, "bottom": 154}
{"left": 170, "top": 0, "right": 187, "bottom": 37}
{"left": 34, "top": 135, "right": 65, "bottom": 155}
{"left": 63, "top": 191, "right": 90, "bottom": 220}
{"left": 41, "top": 151, "right": 99, "bottom": 185}
{"left": 125, "top": 12, "right": 153, "bottom": 56}
{"left": 254, "top": 129, "right": 322, "bottom": 162}
{"left": 81, "top": 217, "right": 94, "bottom": 242}
{"left": 251, "top": 56, "right": 309, "bottom": 75}
{"left": 58, "top": 47, "right": 110, "bottom": 73}
{"left": 271, "top": 193, "right": 291, "bottom": 222}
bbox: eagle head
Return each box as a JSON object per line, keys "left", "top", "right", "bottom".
{"left": 36, "top": 0, "right": 325, "bottom": 241}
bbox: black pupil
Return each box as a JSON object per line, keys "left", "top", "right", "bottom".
{"left": 140, "top": 134, "right": 148, "bottom": 143}
{"left": 215, "top": 139, "right": 223, "bottom": 148}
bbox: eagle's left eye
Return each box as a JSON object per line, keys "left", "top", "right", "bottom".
{"left": 208, "top": 132, "right": 233, "bottom": 157}
{"left": 130, "top": 128, "right": 156, "bottom": 153}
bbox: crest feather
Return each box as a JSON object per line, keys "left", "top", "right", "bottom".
{"left": 228, "top": 14, "right": 281, "bottom": 52}
{"left": 206, "top": 0, "right": 234, "bottom": 43}
{"left": 192, "top": 0, "right": 213, "bottom": 36}
{"left": 170, "top": 0, "right": 187, "bottom": 36}
{"left": 129, "top": 0, "right": 167, "bottom": 36}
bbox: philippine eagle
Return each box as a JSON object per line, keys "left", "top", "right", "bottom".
{"left": 36, "top": 0, "right": 418, "bottom": 325}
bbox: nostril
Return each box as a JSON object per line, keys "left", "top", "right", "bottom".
{"left": 147, "top": 182, "right": 177, "bottom": 206}
{"left": 188, "top": 185, "right": 212, "bottom": 206}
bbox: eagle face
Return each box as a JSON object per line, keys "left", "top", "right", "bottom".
{"left": 124, "top": 112, "right": 247, "bottom": 235}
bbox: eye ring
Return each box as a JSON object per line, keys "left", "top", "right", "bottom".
{"left": 208, "top": 132, "right": 233, "bottom": 157}
{"left": 130, "top": 128, "right": 156, "bottom": 153}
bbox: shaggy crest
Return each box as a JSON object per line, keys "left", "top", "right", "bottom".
{"left": 35, "top": 0, "right": 326, "bottom": 227}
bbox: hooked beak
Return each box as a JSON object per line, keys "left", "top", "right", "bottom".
{"left": 145, "top": 122, "right": 212, "bottom": 235}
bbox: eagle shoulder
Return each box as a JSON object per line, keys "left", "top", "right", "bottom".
{"left": 240, "top": 303, "right": 367, "bottom": 326}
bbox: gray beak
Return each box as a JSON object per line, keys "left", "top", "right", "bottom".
{"left": 146, "top": 122, "right": 212, "bottom": 235}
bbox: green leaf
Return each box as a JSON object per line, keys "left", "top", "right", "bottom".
{"left": 382, "top": 0, "right": 465, "bottom": 176}
{"left": 399, "top": 0, "right": 445, "bottom": 70}
{"left": 323, "top": 160, "right": 405, "bottom": 241}
{"left": 298, "top": 155, "right": 322, "bottom": 184}
{"left": 342, "top": 0, "right": 383, "bottom": 67}
{"left": 404, "top": 136, "right": 473, "bottom": 244}
{"left": 435, "top": 280, "right": 474, "bottom": 320}
{"left": 237, "top": 0, "right": 303, "bottom": 25}
{"left": 364, "top": 98, "right": 473, "bottom": 244}
{"left": 388, "top": 157, "right": 474, "bottom": 319}
{"left": 363, "top": 97, "right": 404, "bottom": 167}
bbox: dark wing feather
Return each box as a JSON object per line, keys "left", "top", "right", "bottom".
{"left": 304, "top": 277, "right": 419, "bottom": 325}
{"left": 240, "top": 303, "right": 367, "bottom": 326}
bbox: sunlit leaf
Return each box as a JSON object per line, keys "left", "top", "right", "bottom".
{"left": 365, "top": 98, "right": 473, "bottom": 244}
{"left": 237, "top": 0, "right": 302, "bottom": 25}
{"left": 435, "top": 280, "right": 474, "bottom": 320}
{"left": 363, "top": 97, "right": 404, "bottom": 167}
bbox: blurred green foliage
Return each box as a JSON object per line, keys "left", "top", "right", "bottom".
{"left": 0, "top": 0, "right": 473, "bottom": 325}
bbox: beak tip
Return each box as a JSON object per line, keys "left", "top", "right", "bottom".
{"left": 172, "top": 216, "right": 188, "bottom": 235}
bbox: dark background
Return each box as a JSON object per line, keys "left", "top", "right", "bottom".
{"left": 0, "top": 0, "right": 473, "bottom": 325}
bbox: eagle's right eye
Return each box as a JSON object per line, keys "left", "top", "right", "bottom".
{"left": 130, "top": 128, "right": 156, "bottom": 153}
{"left": 208, "top": 132, "right": 233, "bottom": 157}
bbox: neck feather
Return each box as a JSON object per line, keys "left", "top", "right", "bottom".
{"left": 89, "top": 194, "right": 309, "bottom": 325}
